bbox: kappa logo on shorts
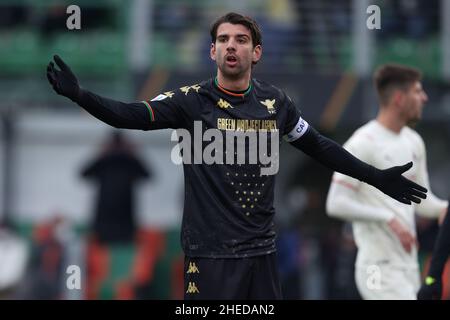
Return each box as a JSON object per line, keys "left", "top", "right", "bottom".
{"left": 186, "top": 282, "right": 200, "bottom": 294}
{"left": 187, "top": 262, "right": 200, "bottom": 274}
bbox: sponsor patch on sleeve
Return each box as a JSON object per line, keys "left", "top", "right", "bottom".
{"left": 151, "top": 94, "right": 168, "bottom": 102}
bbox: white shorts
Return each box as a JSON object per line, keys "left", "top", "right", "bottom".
{"left": 355, "top": 264, "right": 420, "bottom": 300}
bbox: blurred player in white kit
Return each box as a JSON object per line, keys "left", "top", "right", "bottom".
{"left": 326, "top": 64, "right": 448, "bottom": 300}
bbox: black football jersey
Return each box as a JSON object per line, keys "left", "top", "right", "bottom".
{"left": 142, "top": 78, "right": 305, "bottom": 258}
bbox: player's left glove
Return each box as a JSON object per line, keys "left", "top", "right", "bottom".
{"left": 367, "top": 162, "right": 427, "bottom": 205}
{"left": 417, "top": 276, "right": 442, "bottom": 300}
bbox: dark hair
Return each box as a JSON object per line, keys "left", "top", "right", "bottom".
{"left": 210, "top": 12, "right": 262, "bottom": 47}
{"left": 374, "top": 64, "right": 422, "bottom": 105}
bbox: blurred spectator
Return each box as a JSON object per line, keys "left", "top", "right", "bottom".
{"left": 81, "top": 131, "right": 151, "bottom": 299}
{"left": 81, "top": 131, "right": 150, "bottom": 245}
{"left": 12, "top": 216, "right": 66, "bottom": 299}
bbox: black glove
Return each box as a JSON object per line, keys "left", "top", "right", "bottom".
{"left": 367, "top": 162, "right": 427, "bottom": 205}
{"left": 417, "top": 276, "right": 442, "bottom": 300}
{"left": 46, "top": 55, "right": 81, "bottom": 102}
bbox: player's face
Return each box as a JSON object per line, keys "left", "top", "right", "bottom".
{"left": 210, "top": 23, "right": 261, "bottom": 79}
{"left": 402, "top": 81, "right": 428, "bottom": 125}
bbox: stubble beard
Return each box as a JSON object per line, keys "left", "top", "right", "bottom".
{"left": 406, "top": 110, "right": 421, "bottom": 128}
{"left": 217, "top": 56, "right": 251, "bottom": 82}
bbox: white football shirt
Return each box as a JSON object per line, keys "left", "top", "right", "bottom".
{"left": 326, "top": 120, "right": 447, "bottom": 269}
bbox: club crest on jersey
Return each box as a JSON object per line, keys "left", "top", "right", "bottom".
{"left": 260, "top": 99, "right": 276, "bottom": 114}
{"left": 217, "top": 98, "right": 233, "bottom": 109}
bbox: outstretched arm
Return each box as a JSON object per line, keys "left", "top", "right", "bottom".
{"left": 46, "top": 55, "right": 165, "bottom": 130}
{"left": 289, "top": 125, "right": 427, "bottom": 205}
{"left": 326, "top": 178, "right": 395, "bottom": 222}
{"left": 418, "top": 204, "right": 450, "bottom": 300}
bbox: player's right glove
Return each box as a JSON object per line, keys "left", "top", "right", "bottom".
{"left": 46, "top": 55, "right": 81, "bottom": 102}
{"left": 366, "top": 162, "right": 427, "bottom": 205}
{"left": 417, "top": 276, "right": 442, "bottom": 300}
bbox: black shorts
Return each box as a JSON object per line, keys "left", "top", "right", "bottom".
{"left": 184, "top": 253, "right": 282, "bottom": 300}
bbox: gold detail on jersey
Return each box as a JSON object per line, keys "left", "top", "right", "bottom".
{"left": 186, "top": 282, "right": 200, "bottom": 294}
{"left": 260, "top": 99, "right": 276, "bottom": 114}
{"left": 180, "top": 84, "right": 201, "bottom": 95}
{"left": 217, "top": 118, "right": 278, "bottom": 131}
{"left": 191, "top": 84, "right": 201, "bottom": 93}
{"left": 180, "top": 86, "right": 191, "bottom": 95}
{"left": 217, "top": 99, "right": 233, "bottom": 109}
{"left": 187, "top": 262, "right": 200, "bottom": 274}
{"left": 164, "top": 91, "right": 175, "bottom": 98}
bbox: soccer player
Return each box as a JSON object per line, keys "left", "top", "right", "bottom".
{"left": 418, "top": 203, "right": 450, "bottom": 300}
{"left": 326, "top": 64, "right": 448, "bottom": 300}
{"left": 47, "top": 13, "right": 427, "bottom": 300}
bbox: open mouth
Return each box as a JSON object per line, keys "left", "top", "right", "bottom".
{"left": 226, "top": 55, "right": 237, "bottom": 66}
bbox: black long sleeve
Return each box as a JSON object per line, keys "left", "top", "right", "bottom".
{"left": 428, "top": 207, "right": 450, "bottom": 278}
{"left": 75, "top": 89, "right": 152, "bottom": 130}
{"left": 289, "top": 126, "right": 374, "bottom": 183}
{"left": 289, "top": 126, "right": 427, "bottom": 205}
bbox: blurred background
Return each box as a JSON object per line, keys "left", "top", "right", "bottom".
{"left": 0, "top": 0, "right": 450, "bottom": 299}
